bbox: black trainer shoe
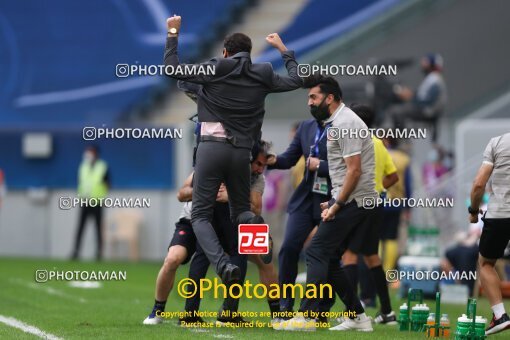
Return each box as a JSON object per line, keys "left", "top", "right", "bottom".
{"left": 216, "top": 315, "right": 251, "bottom": 327}
{"left": 220, "top": 263, "right": 240, "bottom": 285}
{"left": 486, "top": 313, "right": 510, "bottom": 335}
{"left": 316, "top": 315, "right": 328, "bottom": 324}
{"left": 374, "top": 311, "right": 398, "bottom": 325}
{"left": 178, "top": 316, "right": 205, "bottom": 326}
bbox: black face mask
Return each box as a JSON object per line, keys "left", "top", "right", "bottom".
{"left": 310, "top": 96, "right": 330, "bottom": 121}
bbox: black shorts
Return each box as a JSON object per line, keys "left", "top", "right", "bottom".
{"left": 445, "top": 244, "right": 478, "bottom": 273}
{"left": 479, "top": 217, "right": 510, "bottom": 259}
{"left": 347, "top": 205, "right": 380, "bottom": 256}
{"left": 168, "top": 218, "right": 197, "bottom": 264}
{"left": 380, "top": 209, "right": 401, "bottom": 240}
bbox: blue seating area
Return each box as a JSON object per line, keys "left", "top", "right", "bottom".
{"left": 256, "top": 0, "right": 401, "bottom": 66}
{"left": 0, "top": 0, "right": 254, "bottom": 127}
{"left": 0, "top": 0, "right": 254, "bottom": 189}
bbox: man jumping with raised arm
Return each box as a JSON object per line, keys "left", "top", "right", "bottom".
{"left": 164, "top": 15, "right": 302, "bottom": 284}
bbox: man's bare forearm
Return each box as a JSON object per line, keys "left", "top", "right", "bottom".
{"left": 470, "top": 164, "right": 493, "bottom": 211}
{"left": 337, "top": 169, "right": 361, "bottom": 202}
{"left": 470, "top": 181, "right": 485, "bottom": 210}
{"left": 383, "top": 172, "right": 399, "bottom": 190}
{"left": 177, "top": 187, "right": 193, "bottom": 202}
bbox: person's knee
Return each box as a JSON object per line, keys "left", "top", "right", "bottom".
{"left": 164, "top": 247, "right": 186, "bottom": 271}
{"left": 342, "top": 249, "right": 358, "bottom": 264}
{"left": 478, "top": 254, "right": 497, "bottom": 268}
{"left": 191, "top": 206, "right": 214, "bottom": 225}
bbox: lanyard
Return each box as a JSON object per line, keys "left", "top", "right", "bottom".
{"left": 312, "top": 124, "right": 329, "bottom": 157}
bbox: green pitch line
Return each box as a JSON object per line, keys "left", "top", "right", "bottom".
{"left": 0, "top": 257, "right": 507, "bottom": 339}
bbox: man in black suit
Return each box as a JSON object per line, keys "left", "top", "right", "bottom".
{"left": 164, "top": 15, "right": 302, "bottom": 283}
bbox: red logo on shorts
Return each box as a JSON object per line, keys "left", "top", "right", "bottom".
{"left": 238, "top": 224, "right": 269, "bottom": 254}
{"left": 179, "top": 230, "right": 186, "bottom": 235}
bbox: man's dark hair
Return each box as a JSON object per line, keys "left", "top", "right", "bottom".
{"left": 224, "top": 33, "right": 252, "bottom": 55}
{"left": 350, "top": 103, "right": 375, "bottom": 128}
{"left": 303, "top": 75, "right": 342, "bottom": 101}
{"left": 251, "top": 139, "right": 272, "bottom": 161}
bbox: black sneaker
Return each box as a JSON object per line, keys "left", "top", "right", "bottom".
{"left": 316, "top": 315, "right": 328, "bottom": 324}
{"left": 486, "top": 313, "right": 510, "bottom": 335}
{"left": 220, "top": 263, "right": 240, "bottom": 285}
{"left": 178, "top": 316, "right": 205, "bottom": 326}
{"left": 374, "top": 311, "right": 398, "bottom": 325}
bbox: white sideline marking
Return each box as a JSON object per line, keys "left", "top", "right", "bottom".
{"left": 68, "top": 281, "right": 102, "bottom": 289}
{"left": 0, "top": 315, "right": 63, "bottom": 340}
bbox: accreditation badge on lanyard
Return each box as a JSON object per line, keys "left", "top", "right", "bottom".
{"left": 312, "top": 172, "right": 328, "bottom": 195}
{"left": 311, "top": 123, "right": 329, "bottom": 195}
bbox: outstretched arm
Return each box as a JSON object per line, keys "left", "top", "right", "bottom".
{"left": 267, "top": 122, "right": 304, "bottom": 169}
{"left": 164, "top": 15, "right": 217, "bottom": 83}
{"left": 265, "top": 33, "right": 303, "bottom": 92}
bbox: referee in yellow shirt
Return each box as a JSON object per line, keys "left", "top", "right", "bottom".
{"left": 342, "top": 104, "right": 399, "bottom": 325}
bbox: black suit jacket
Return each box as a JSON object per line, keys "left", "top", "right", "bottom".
{"left": 164, "top": 37, "right": 302, "bottom": 148}
{"left": 270, "top": 119, "right": 332, "bottom": 219}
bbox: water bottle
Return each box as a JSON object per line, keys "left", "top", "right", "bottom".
{"left": 440, "top": 314, "right": 450, "bottom": 337}
{"left": 427, "top": 313, "right": 436, "bottom": 337}
{"left": 455, "top": 314, "right": 471, "bottom": 338}
{"left": 399, "top": 303, "right": 409, "bottom": 331}
{"left": 474, "top": 316, "right": 486, "bottom": 337}
{"left": 411, "top": 304, "right": 420, "bottom": 331}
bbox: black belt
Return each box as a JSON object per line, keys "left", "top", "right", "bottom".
{"left": 200, "top": 135, "right": 229, "bottom": 143}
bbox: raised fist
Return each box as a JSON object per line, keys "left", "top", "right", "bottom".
{"left": 266, "top": 33, "right": 287, "bottom": 52}
{"left": 166, "top": 15, "right": 181, "bottom": 32}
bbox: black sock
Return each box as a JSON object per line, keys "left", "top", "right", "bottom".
{"left": 329, "top": 264, "right": 365, "bottom": 316}
{"left": 343, "top": 264, "right": 359, "bottom": 296}
{"left": 268, "top": 299, "right": 280, "bottom": 318}
{"left": 152, "top": 299, "right": 166, "bottom": 316}
{"left": 370, "top": 265, "right": 392, "bottom": 314}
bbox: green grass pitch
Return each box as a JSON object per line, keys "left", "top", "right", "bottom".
{"left": 0, "top": 257, "right": 507, "bottom": 339}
